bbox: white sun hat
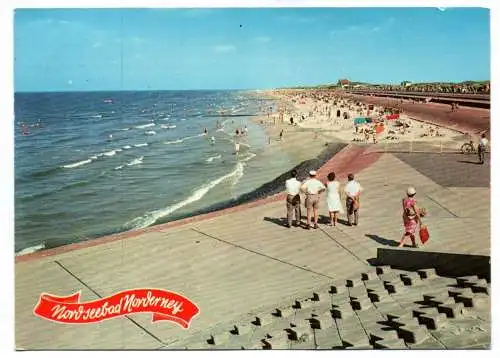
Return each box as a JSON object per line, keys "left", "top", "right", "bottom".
{"left": 407, "top": 186, "right": 416, "bottom": 195}
{"left": 309, "top": 170, "right": 317, "bottom": 176}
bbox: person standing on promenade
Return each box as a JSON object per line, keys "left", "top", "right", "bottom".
{"left": 478, "top": 133, "right": 489, "bottom": 164}
{"left": 344, "top": 173, "right": 363, "bottom": 226}
{"left": 285, "top": 170, "right": 302, "bottom": 228}
{"left": 325, "top": 172, "right": 343, "bottom": 226}
{"left": 300, "top": 170, "right": 326, "bottom": 229}
{"left": 398, "top": 187, "right": 422, "bottom": 248}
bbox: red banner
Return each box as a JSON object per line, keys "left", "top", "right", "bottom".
{"left": 33, "top": 289, "right": 199, "bottom": 329}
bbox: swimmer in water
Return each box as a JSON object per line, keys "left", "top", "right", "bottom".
{"left": 204, "top": 127, "right": 208, "bottom": 135}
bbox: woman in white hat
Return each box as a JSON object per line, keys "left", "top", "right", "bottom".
{"left": 398, "top": 186, "right": 422, "bottom": 248}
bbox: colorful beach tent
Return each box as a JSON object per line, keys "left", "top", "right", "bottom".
{"left": 385, "top": 114, "right": 400, "bottom": 120}
{"left": 354, "top": 117, "right": 370, "bottom": 125}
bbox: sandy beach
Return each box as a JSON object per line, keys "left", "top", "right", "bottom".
{"left": 253, "top": 89, "right": 473, "bottom": 155}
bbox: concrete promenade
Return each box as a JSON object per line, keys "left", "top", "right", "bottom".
{"left": 15, "top": 145, "right": 490, "bottom": 349}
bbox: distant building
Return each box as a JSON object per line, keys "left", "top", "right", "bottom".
{"left": 337, "top": 79, "right": 350, "bottom": 88}
{"left": 401, "top": 81, "right": 412, "bottom": 87}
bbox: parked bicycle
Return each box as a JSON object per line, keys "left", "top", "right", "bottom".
{"left": 460, "top": 140, "right": 476, "bottom": 154}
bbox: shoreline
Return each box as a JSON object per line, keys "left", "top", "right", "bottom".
{"left": 15, "top": 91, "right": 345, "bottom": 260}
{"left": 15, "top": 88, "right": 487, "bottom": 261}
{"left": 16, "top": 143, "right": 378, "bottom": 263}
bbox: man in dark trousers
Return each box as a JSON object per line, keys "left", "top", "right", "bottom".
{"left": 285, "top": 170, "right": 302, "bottom": 227}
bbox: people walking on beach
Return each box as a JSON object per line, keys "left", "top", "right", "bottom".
{"left": 398, "top": 187, "right": 422, "bottom": 248}
{"left": 300, "top": 170, "right": 326, "bottom": 229}
{"left": 478, "top": 133, "right": 488, "bottom": 164}
{"left": 344, "top": 173, "right": 363, "bottom": 226}
{"left": 285, "top": 170, "right": 302, "bottom": 228}
{"left": 325, "top": 172, "right": 343, "bottom": 226}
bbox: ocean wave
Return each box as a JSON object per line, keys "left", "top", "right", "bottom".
{"left": 15, "top": 242, "right": 46, "bottom": 256}
{"left": 164, "top": 133, "right": 204, "bottom": 145}
{"left": 119, "top": 128, "right": 130, "bottom": 131}
{"left": 164, "top": 139, "right": 183, "bottom": 145}
{"left": 160, "top": 124, "right": 176, "bottom": 129}
{"left": 90, "top": 155, "right": 98, "bottom": 160}
{"left": 103, "top": 150, "right": 116, "bottom": 157}
{"left": 145, "top": 131, "right": 156, "bottom": 135}
{"left": 135, "top": 123, "right": 156, "bottom": 129}
{"left": 240, "top": 152, "right": 257, "bottom": 163}
{"left": 122, "top": 145, "right": 132, "bottom": 150}
{"left": 134, "top": 143, "right": 148, "bottom": 147}
{"left": 62, "top": 159, "right": 92, "bottom": 169}
{"left": 127, "top": 156, "right": 144, "bottom": 167}
{"left": 206, "top": 154, "right": 222, "bottom": 163}
{"left": 124, "top": 162, "right": 245, "bottom": 230}
{"left": 114, "top": 165, "right": 124, "bottom": 170}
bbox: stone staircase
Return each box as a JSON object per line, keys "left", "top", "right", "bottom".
{"left": 166, "top": 266, "right": 490, "bottom": 350}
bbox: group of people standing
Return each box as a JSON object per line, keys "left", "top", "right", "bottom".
{"left": 285, "top": 170, "right": 363, "bottom": 230}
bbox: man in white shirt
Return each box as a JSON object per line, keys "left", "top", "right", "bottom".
{"left": 301, "top": 170, "right": 326, "bottom": 229}
{"left": 344, "top": 173, "right": 363, "bottom": 226}
{"left": 285, "top": 170, "right": 302, "bottom": 228}
{"left": 478, "top": 133, "right": 488, "bottom": 164}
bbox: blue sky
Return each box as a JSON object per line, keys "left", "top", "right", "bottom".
{"left": 14, "top": 7, "right": 490, "bottom": 92}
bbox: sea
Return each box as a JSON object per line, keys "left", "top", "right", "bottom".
{"left": 15, "top": 90, "right": 317, "bottom": 255}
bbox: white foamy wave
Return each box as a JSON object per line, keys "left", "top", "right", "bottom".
{"left": 165, "top": 139, "right": 183, "bottom": 145}
{"left": 180, "top": 118, "right": 186, "bottom": 121}
{"left": 62, "top": 159, "right": 92, "bottom": 169}
{"left": 206, "top": 154, "right": 222, "bottom": 163}
{"left": 231, "top": 161, "right": 245, "bottom": 187}
{"left": 127, "top": 156, "right": 144, "bottom": 166}
{"left": 16, "top": 242, "right": 46, "bottom": 256}
{"left": 90, "top": 155, "right": 98, "bottom": 160}
{"left": 115, "top": 148, "right": 123, "bottom": 152}
{"left": 165, "top": 133, "right": 204, "bottom": 145}
{"left": 241, "top": 152, "right": 257, "bottom": 163}
{"left": 160, "top": 124, "right": 177, "bottom": 129}
{"left": 104, "top": 150, "right": 116, "bottom": 157}
{"left": 135, "top": 123, "right": 156, "bottom": 129}
{"left": 145, "top": 131, "right": 156, "bottom": 135}
{"left": 216, "top": 128, "right": 224, "bottom": 132}
{"left": 125, "top": 162, "right": 245, "bottom": 229}
{"left": 115, "top": 165, "right": 124, "bottom": 170}
{"left": 119, "top": 128, "right": 130, "bottom": 131}
{"left": 123, "top": 145, "right": 132, "bottom": 150}
{"left": 134, "top": 143, "right": 148, "bottom": 147}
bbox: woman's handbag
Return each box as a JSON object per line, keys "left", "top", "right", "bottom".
{"left": 419, "top": 224, "right": 430, "bottom": 244}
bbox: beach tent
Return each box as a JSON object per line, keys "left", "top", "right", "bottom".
{"left": 354, "top": 117, "right": 370, "bottom": 125}
{"left": 385, "top": 114, "right": 400, "bottom": 120}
